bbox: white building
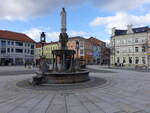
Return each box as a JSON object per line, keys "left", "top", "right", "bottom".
{"left": 35, "top": 43, "right": 42, "bottom": 61}
{"left": 111, "top": 25, "right": 150, "bottom": 67}
{"left": 0, "top": 30, "right": 36, "bottom": 65}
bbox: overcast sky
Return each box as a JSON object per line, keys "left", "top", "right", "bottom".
{"left": 0, "top": 0, "right": 150, "bottom": 43}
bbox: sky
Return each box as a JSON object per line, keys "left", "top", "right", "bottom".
{"left": 0, "top": 0, "right": 150, "bottom": 43}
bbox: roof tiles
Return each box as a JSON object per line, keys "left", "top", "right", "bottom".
{"left": 0, "top": 30, "right": 35, "bottom": 43}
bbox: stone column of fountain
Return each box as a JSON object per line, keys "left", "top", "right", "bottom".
{"left": 52, "top": 8, "right": 76, "bottom": 72}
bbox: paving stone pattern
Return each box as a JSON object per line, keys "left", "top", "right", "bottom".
{"left": 0, "top": 65, "right": 150, "bottom": 113}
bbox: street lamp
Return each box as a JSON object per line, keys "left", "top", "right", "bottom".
{"left": 76, "top": 40, "right": 79, "bottom": 58}
{"left": 40, "top": 32, "right": 46, "bottom": 57}
{"left": 113, "top": 37, "right": 116, "bottom": 66}
{"left": 76, "top": 40, "right": 80, "bottom": 69}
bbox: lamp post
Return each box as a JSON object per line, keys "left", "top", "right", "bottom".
{"left": 113, "top": 37, "right": 116, "bottom": 66}
{"left": 76, "top": 40, "right": 80, "bottom": 69}
{"left": 40, "top": 32, "right": 46, "bottom": 57}
{"left": 76, "top": 40, "right": 79, "bottom": 59}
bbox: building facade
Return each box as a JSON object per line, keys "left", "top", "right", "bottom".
{"left": 43, "top": 42, "right": 59, "bottom": 63}
{"left": 147, "top": 33, "right": 150, "bottom": 66}
{"left": 35, "top": 43, "right": 42, "bottom": 62}
{"left": 67, "top": 36, "right": 92, "bottom": 64}
{"left": 102, "top": 47, "right": 110, "bottom": 65}
{"left": 0, "top": 30, "right": 36, "bottom": 65}
{"left": 88, "top": 37, "right": 106, "bottom": 64}
{"left": 111, "top": 25, "right": 150, "bottom": 67}
{"left": 35, "top": 36, "right": 109, "bottom": 65}
{"left": 35, "top": 42, "right": 59, "bottom": 63}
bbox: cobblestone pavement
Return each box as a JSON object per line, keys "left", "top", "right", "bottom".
{"left": 0, "top": 66, "right": 33, "bottom": 72}
{"left": 96, "top": 65, "right": 150, "bottom": 72}
{"left": 0, "top": 66, "right": 37, "bottom": 76}
{"left": 0, "top": 66, "right": 150, "bottom": 113}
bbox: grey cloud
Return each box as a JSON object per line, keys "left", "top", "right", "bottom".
{"left": 0, "top": 0, "right": 150, "bottom": 20}
{"left": 0, "top": 0, "right": 86, "bottom": 20}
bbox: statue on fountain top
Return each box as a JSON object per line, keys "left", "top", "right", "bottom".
{"left": 59, "top": 8, "right": 68, "bottom": 50}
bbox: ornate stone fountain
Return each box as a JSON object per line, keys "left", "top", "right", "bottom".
{"left": 33, "top": 8, "right": 89, "bottom": 85}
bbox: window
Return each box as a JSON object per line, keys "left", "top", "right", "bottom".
{"left": 31, "top": 50, "right": 34, "bottom": 55}
{"left": 11, "top": 48, "right": 14, "bottom": 52}
{"left": 117, "top": 57, "right": 120, "bottom": 63}
{"left": 7, "top": 48, "right": 10, "bottom": 53}
{"left": 8, "top": 41, "right": 10, "bottom": 45}
{"left": 135, "top": 38, "right": 138, "bottom": 43}
{"left": 123, "top": 57, "right": 126, "bottom": 63}
{"left": 135, "top": 57, "right": 139, "bottom": 64}
{"left": 25, "top": 49, "right": 26, "bottom": 53}
{"left": 142, "top": 57, "right": 146, "bottom": 64}
{"left": 128, "top": 39, "right": 132, "bottom": 43}
{"left": 31, "top": 44, "right": 34, "bottom": 49}
{"left": 135, "top": 47, "right": 138, "bottom": 52}
{"left": 116, "top": 50, "right": 119, "bottom": 54}
{"left": 128, "top": 48, "right": 132, "bottom": 53}
{"left": 11, "top": 41, "right": 14, "bottom": 45}
{"left": 80, "top": 50, "right": 84, "bottom": 54}
{"left": 16, "top": 49, "right": 23, "bottom": 53}
{"left": 129, "top": 57, "right": 132, "bottom": 64}
{"left": 16, "top": 42, "right": 23, "bottom": 46}
{"left": 1, "top": 40, "right": 6, "bottom": 46}
{"left": 80, "top": 42, "right": 84, "bottom": 47}
{"left": 1, "top": 48, "right": 6, "bottom": 54}
{"left": 142, "top": 46, "right": 146, "bottom": 52}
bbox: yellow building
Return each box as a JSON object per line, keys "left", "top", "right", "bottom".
{"left": 44, "top": 42, "right": 59, "bottom": 62}
{"left": 35, "top": 42, "right": 59, "bottom": 63}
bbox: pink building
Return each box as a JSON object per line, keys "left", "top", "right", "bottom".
{"left": 67, "top": 36, "right": 92, "bottom": 64}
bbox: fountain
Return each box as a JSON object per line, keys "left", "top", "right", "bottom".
{"left": 33, "top": 8, "right": 90, "bottom": 85}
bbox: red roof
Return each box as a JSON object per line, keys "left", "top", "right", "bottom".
{"left": 88, "top": 37, "right": 106, "bottom": 46}
{"left": 36, "top": 43, "right": 42, "bottom": 48}
{"left": 45, "top": 41, "right": 59, "bottom": 45}
{"left": 0, "top": 30, "right": 35, "bottom": 43}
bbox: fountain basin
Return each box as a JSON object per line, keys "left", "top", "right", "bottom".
{"left": 35, "top": 70, "right": 90, "bottom": 84}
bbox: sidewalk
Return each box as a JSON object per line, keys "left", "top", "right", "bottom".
{"left": 99, "top": 65, "right": 150, "bottom": 71}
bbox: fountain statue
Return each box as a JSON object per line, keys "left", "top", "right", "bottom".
{"left": 33, "top": 8, "right": 90, "bottom": 85}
